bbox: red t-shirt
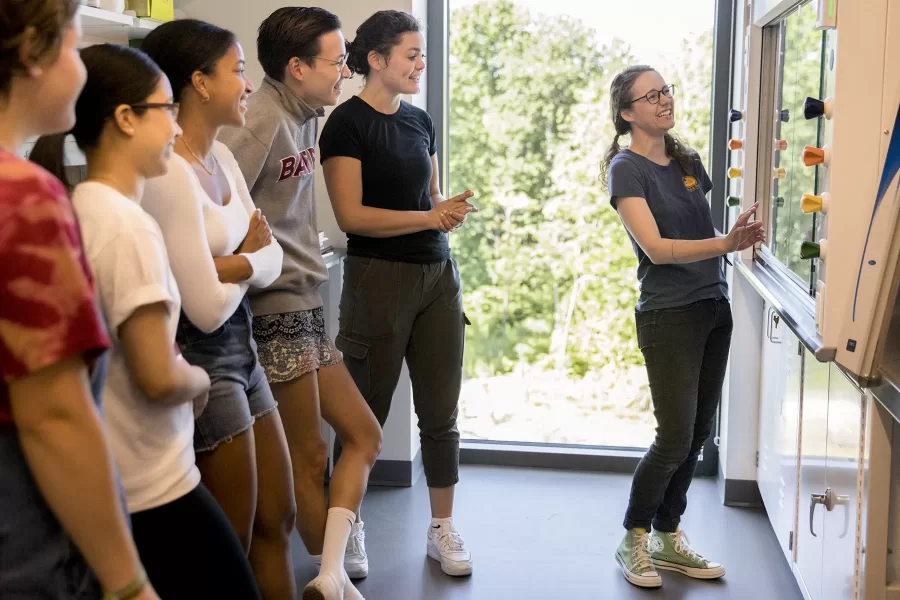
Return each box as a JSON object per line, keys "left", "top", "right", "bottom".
{"left": 0, "top": 150, "right": 110, "bottom": 424}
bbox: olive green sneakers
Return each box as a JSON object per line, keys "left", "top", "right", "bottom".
{"left": 649, "top": 529, "right": 726, "bottom": 580}
{"left": 615, "top": 529, "right": 662, "bottom": 588}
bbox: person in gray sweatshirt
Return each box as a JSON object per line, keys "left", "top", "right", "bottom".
{"left": 218, "top": 8, "right": 381, "bottom": 600}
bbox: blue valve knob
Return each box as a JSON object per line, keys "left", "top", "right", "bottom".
{"left": 779, "top": 109, "right": 790, "bottom": 123}
{"left": 729, "top": 109, "right": 743, "bottom": 122}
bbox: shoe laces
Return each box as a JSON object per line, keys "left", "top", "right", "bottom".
{"left": 671, "top": 530, "right": 704, "bottom": 564}
{"left": 632, "top": 533, "right": 660, "bottom": 573}
{"left": 348, "top": 526, "right": 366, "bottom": 555}
{"left": 439, "top": 530, "right": 466, "bottom": 554}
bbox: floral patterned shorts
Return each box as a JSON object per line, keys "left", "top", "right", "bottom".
{"left": 252, "top": 307, "right": 342, "bottom": 384}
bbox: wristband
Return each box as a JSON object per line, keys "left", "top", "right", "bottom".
{"left": 102, "top": 567, "right": 147, "bottom": 600}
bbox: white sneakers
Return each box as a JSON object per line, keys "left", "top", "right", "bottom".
{"left": 344, "top": 520, "right": 369, "bottom": 579}
{"left": 426, "top": 519, "right": 474, "bottom": 577}
{"left": 321, "top": 519, "right": 473, "bottom": 583}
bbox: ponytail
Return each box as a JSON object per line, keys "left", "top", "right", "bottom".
{"left": 599, "top": 133, "right": 622, "bottom": 192}
{"left": 29, "top": 133, "right": 72, "bottom": 191}
{"left": 663, "top": 132, "right": 696, "bottom": 176}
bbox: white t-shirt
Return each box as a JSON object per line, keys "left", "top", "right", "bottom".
{"left": 72, "top": 181, "right": 200, "bottom": 514}
{"left": 141, "top": 141, "right": 284, "bottom": 334}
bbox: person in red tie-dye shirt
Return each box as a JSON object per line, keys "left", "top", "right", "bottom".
{"left": 0, "top": 2, "right": 158, "bottom": 599}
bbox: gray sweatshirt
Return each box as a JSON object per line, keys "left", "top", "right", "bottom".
{"left": 219, "top": 76, "right": 327, "bottom": 316}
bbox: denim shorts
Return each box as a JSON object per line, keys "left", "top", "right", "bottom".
{"left": 177, "top": 296, "right": 277, "bottom": 453}
{"left": 0, "top": 426, "right": 102, "bottom": 599}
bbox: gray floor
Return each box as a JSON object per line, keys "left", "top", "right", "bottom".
{"left": 291, "top": 466, "right": 803, "bottom": 600}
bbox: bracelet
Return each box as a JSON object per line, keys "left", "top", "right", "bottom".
{"left": 103, "top": 567, "right": 147, "bottom": 600}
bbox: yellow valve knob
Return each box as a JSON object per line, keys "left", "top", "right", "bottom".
{"left": 774, "top": 167, "right": 787, "bottom": 179}
{"left": 801, "top": 192, "right": 830, "bottom": 214}
{"left": 728, "top": 167, "right": 742, "bottom": 179}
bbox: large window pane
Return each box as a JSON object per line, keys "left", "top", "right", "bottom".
{"left": 448, "top": 0, "right": 716, "bottom": 447}
{"left": 768, "top": 2, "right": 827, "bottom": 289}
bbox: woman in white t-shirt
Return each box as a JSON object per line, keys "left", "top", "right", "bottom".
{"left": 140, "top": 20, "right": 298, "bottom": 598}
{"left": 31, "top": 44, "right": 261, "bottom": 599}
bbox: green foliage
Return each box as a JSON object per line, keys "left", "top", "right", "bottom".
{"left": 448, "top": 0, "right": 714, "bottom": 380}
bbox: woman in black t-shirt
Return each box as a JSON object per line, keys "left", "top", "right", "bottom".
{"left": 320, "top": 10, "right": 477, "bottom": 580}
{"left": 600, "top": 65, "right": 765, "bottom": 589}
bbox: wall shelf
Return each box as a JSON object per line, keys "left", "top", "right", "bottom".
{"left": 79, "top": 6, "right": 160, "bottom": 40}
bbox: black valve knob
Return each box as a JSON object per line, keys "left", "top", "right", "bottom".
{"left": 779, "top": 109, "right": 790, "bottom": 123}
{"left": 775, "top": 197, "right": 785, "bottom": 208}
{"left": 729, "top": 109, "right": 743, "bottom": 122}
{"left": 804, "top": 97, "right": 825, "bottom": 120}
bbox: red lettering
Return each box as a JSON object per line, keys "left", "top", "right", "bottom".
{"left": 293, "top": 152, "right": 309, "bottom": 177}
{"left": 279, "top": 156, "right": 296, "bottom": 181}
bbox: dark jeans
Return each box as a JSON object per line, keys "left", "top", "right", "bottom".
{"left": 336, "top": 256, "right": 466, "bottom": 488}
{"left": 624, "top": 297, "right": 733, "bottom": 533}
{"left": 131, "top": 483, "right": 261, "bottom": 600}
{"left": 0, "top": 426, "right": 101, "bottom": 599}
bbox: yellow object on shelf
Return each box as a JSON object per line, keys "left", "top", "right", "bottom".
{"left": 127, "top": 0, "right": 173, "bottom": 21}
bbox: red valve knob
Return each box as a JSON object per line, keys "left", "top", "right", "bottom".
{"left": 774, "top": 139, "right": 788, "bottom": 151}
{"left": 729, "top": 139, "right": 743, "bottom": 151}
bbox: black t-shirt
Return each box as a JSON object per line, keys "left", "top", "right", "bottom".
{"left": 319, "top": 96, "right": 448, "bottom": 263}
{"left": 609, "top": 150, "right": 727, "bottom": 312}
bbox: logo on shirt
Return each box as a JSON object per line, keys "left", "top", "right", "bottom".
{"left": 279, "top": 148, "right": 316, "bottom": 182}
{"left": 682, "top": 175, "right": 700, "bottom": 192}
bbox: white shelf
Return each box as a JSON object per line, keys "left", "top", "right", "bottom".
{"left": 79, "top": 6, "right": 161, "bottom": 40}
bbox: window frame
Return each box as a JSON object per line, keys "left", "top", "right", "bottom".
{"left": 428, "top": 0, "right": 734, "bottom": 477}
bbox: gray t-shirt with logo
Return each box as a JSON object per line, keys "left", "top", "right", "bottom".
{"left": 608, "top": 149, "right": 727, "bottom": 312}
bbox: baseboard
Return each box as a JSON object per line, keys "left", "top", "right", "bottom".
{"left": 459, "top": 442, "right": 643, "bottom": 473}
{"left": 367, "top": 449, "right": 424, "bottom": 488}
{"left": 722, "top": 477, "right": 763, "bottom": 508}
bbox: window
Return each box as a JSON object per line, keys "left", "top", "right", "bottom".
{"left": 446, "top": 0, "right": 717, "bottom": 447}
{"left": 760, "top": 2, "right": 834, "bottom": 291}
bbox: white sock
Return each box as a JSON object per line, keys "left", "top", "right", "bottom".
{"left": 310, "top": 554, "right": 322, "bottom": 568}
{"left": 321, "top": 507, "right": 355, "bottom": 577}
{"left": 431, "top": 517, "right": 453, "bottom": 532}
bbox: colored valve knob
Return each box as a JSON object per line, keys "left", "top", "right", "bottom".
{"left": 728, "top": 167, "right": 742, "bottom": 179}
{"left": 779, "top": 109, "right": 791, "bottom": 123}
{"left": 727, "top": 196, "right": 740, "bottom": 207}
{"left": 729, "top": 139, "right": 743, "bottom": 150}
{"left": 729, "top": 109, "right": 743, "bottom": 122}
{"left": 774, "top": 197, "right": 785, "bottom": 208}
{"left": 775, "top": 139, "right": 788, "bottom": 151}
{"left": 801, "top": 192, "right": 830, "bottom": 214}
{"left": 800, "top": 240, "right": 828, "bottom": 261}
{"left": 803, "top": 96, "right": 834, "bottom": 120}
{"left": 774, "top": 167, "right": 787, "bottom": 179}
{"left": 802, "top": 145, "right": 831, "bottom": 167}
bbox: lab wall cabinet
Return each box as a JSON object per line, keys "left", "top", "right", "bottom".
{"left": 757, "top": 313, "right": 867, "bottom": 600}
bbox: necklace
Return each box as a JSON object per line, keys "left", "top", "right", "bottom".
{"left": 180, "top": 136, "right": 216, "bottom": 175}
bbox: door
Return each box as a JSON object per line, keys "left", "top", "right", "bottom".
{"left": 821, "top": 366, "right": 864, "bottom": 600}
{"left": 758, "top": 305, "right": 803, "bottom": 562}
{"left": 797, "top": 352, "right": 830, "bottom": 600}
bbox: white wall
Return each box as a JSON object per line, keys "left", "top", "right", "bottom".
{"left": 176, "top": 0, "right": 427, "bottom": 464}
{"left": 718, "top": 0, "right": 764, "bottom": 486}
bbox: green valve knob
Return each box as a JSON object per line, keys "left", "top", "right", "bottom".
{"left": 775, "top": 196, "right": 785, "bottom": 207}
{"left": 800, "top": 241, "right": 821, "bottom": 260}
{"left": 727, "top": 196, "right": 740, "bottom": 207}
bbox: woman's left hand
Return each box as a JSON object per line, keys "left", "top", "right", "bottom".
{"left": 439, "top": 210, "right": 467, "bottom": 233}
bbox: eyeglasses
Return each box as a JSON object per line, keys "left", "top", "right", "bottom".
{"left": 313, "top": 55, "right": 350, "bottom": 72}
{"left": 131, "top": 102, "right": 180, "bottom": 119}
{"left": 629, "top": 84, "right": 676, "bottom": 105}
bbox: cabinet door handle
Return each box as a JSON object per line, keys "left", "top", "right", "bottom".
{"left": 810, "top": 492, "right": 827, "bottom": 537}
